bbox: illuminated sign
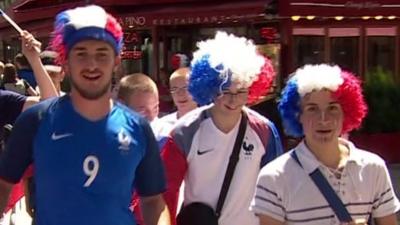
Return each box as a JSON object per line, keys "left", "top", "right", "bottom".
{"left": 124, "top": 32, "right": 141, "bottom": 44}
{"left": 118, "top": 14, "right": 253, "bottom": 27}
{"left": 118, "top": 16, "right": 146, "bottom": 27}
{"left": 345, "top": 1, "right": 381, "bottom": 9}
{"left": 121, "top": 50, "right": 142, "bottom": 60}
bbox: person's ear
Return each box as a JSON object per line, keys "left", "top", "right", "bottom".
{"left": 114, "top": 56, "right": 121, "bottom": 71}
{"left": 59, "top": 71, "right": 66, "bottom": 81}
{"left": 62, "top": 64, "right": 69, "bottom": 77}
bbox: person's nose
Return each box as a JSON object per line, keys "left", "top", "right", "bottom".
{"left": 227, "top": 94, "right": 239, "bottom": 104}
{"left": 85, "top": 55, "right": 97, "bottom": 71}
{"left": 319, "top": 111, "right": 331, "bottom": 125}
{"left": 177, "top": 89, "right": 185, "bottom": 95}
{"left": 144, "top": 108, "right": 153, "bottom": 120}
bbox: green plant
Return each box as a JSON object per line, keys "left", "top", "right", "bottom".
{"left": 361, "top": 67, "right": 400, "bottom": 133}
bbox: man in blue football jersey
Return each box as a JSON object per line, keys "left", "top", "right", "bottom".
{"left": 0, "top": 5, "right": 170, "bottom": 225}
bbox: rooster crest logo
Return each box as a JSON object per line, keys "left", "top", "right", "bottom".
{"left": 118, "top": 129, "right": 131, "bottom": 151}
{"left": 243, "top": 141, "right": 254, "bottom": 156}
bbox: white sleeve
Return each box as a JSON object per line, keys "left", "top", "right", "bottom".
{"left": 250, "top": 164, "right": 286, "bottom": 222}
{"left": 371, "top": 162, "right": 400, "bottom": 218}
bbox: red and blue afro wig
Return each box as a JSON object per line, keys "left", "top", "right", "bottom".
{"left": 278, "top": 64, "right": 367, "bottom": 137}
{"left": 50, "top": 5, "right": 123, "bottom": 64}
{"left": 188, "top": 31, "right": 275, "bottom": 106}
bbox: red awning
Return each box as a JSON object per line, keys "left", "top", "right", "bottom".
{"left": 116, "top": 1, "right": 269, "bottom": 28}
{"left": 281, "top": 0, "right": 400, "bottom": 17}
{"left": 0, "top": 18, "right": 53, "bottom": 40}
{"left": 0, "top": 0, "right": 269, "bottom": 36}
{"left": 95, "top": 0, "right": 200, "bottom": 6}
{"left": 13, "top": 0, "right": 83, "bottom": 12}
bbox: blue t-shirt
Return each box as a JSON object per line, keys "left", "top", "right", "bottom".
{"left": 0, "top": 95, "right": 166, "bottom": 225}
{"left": 17, "top": 69, "right": 36, "bottom": 88}
{"left": 0, "top": 90, "right": 26, "bottom": 126}
{"left": 0, "top": 90, "right": 26, "bottom": 144}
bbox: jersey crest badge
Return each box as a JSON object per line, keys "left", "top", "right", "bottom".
{"left": 118, "top": 129, "right": 131, "bottom": 151}
{"left": 243, "top": 136, "right": 254, "bottom": 159}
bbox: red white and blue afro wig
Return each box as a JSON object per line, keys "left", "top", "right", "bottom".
{"left": 278, "top": 64, "right": 367, "bottom": 137}
{"left": 189, "top": 31, "right": 275, "bottom": 106}
{"left": 50, "top": 5, "right": 123, "bottom": 64}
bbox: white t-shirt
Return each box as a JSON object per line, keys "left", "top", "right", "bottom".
{"left": 250, "top": 139, "right": 400, "bottom": 224}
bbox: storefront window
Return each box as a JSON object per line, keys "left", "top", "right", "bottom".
{"left": 328, "top": 28, "right": 360, "bottom": 74}
{"left": 367, "top": 36, "right": 395, "bottom": 76}
{"left": 2, "top": 40, "right": 18, "bottom": 63}
{"left": 330, "top": 37, "right": 359, "bottom": 74}
{"left": 293, "top": 35, "right": 325, "bottom": 69}
{"left": 121, "top": 30, "right": 153, "bottom": 75}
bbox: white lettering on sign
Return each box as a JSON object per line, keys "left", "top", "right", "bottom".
{"left": 151, "top": 15, "right": 232, "bottom": 26}
{"left": 345, "top": 1, "right": 381, "bottom": 9}
{"left": 118, "top": 16, "right": 146, "bottom": 27}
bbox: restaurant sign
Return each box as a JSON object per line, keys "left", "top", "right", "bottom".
{"left": 121, "top": 50, "right": 143, "bottom": 60}
{"left": 344, "top": 1, "right": 381, "bottom": 9}
{"left": 118, "top": 14, "right": 255, "bottom": 28}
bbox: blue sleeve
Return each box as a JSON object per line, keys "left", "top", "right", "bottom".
{"left": 260, "top": 120, "right": 284, "bottom": 167}
{"left": 0, "top": 90, "right": 27, "bottom": 125}
{"left": 0, "top": 105, "right": 41, "bottom": 183}
{"left": 134, "top": 118, "right": 166, "bottom": 196}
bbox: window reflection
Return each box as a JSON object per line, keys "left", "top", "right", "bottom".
{"left": 367, "top": 36, "right": 395, "bottom": 75}
{"left": 330, "top": 37, "right": 359, "bottom": 74}
{"left": 293, "top": 36, "right": 325, "bottom": 69}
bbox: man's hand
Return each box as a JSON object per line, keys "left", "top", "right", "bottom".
{"left": 21, "top": 30, "right": 41, "bottom": 61}
{"left": 19, "top": 30, "right": 58, "bottom": 100}
{"left": 141, "top": 194, "right": 171, "bottom": 225}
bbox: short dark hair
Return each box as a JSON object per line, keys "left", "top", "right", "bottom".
{"left": 3, "top": 63, "right": 17, "bottom": 83}
{"left": 14, "top": 53, "right": 31, "bottom": 69}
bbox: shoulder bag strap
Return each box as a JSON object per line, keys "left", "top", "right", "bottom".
{"left": 215, "top": 112, "right": 247, "bottom": 218}
{"left": 290, "top": 151, "right": 353, "bottom": 223}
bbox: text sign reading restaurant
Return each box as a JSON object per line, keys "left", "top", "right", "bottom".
{"left": 118, "top": 14, "right": 259, "bottom": 28}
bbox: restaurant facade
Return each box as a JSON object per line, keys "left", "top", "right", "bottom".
{"left": 0, "top": 0, "right": 280, "bottom": 84}
{"left": 2, "top": 0, "right": 400, "bottom": 83}
{"left": 280, "top": 0, "right": 400, "bottom": 82}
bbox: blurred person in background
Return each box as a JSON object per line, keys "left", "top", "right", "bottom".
{"left": 118, "top": 73, "right": 159, "bottom": 123}
{"left": 14, "top": 54, "right": 36, "bottom": 88}
{"left": 1, "top": 63, "right": 37, "bottom": 96}
{"left": 153, "top": 67, "right": 197, "bottom": 147}
{"left": 38, "top": 50, "right": 65, "bottom": 96}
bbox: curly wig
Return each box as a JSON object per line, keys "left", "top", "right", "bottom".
{"left": 189, "top": 31, "right": 275, "bottom": 106}
{"left": 278, "top": 64, "right": 367, "bottom": 137}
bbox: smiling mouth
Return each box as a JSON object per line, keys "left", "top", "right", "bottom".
{"left": 316, "top": 129, "right": 332, "bottom": 134}
{"left": 225, "top": 104, "right": 239, "bottom": 110}
{"left": 83, "top": 75, "right": 101, "bottom": 81}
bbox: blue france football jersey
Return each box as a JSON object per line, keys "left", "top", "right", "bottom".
{"left": 0, "top": 95, "right": 166, "bottom": 225}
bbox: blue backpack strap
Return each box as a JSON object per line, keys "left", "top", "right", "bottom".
{"left": 290, "top": 150, "right": 302, "bottom": 167}
{"left": 290, "top": 151, "right": 353, "bottom": 223}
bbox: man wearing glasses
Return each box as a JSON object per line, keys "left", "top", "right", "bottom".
{"left": 153, "top": 67, "right": 198, "bottom": 145}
